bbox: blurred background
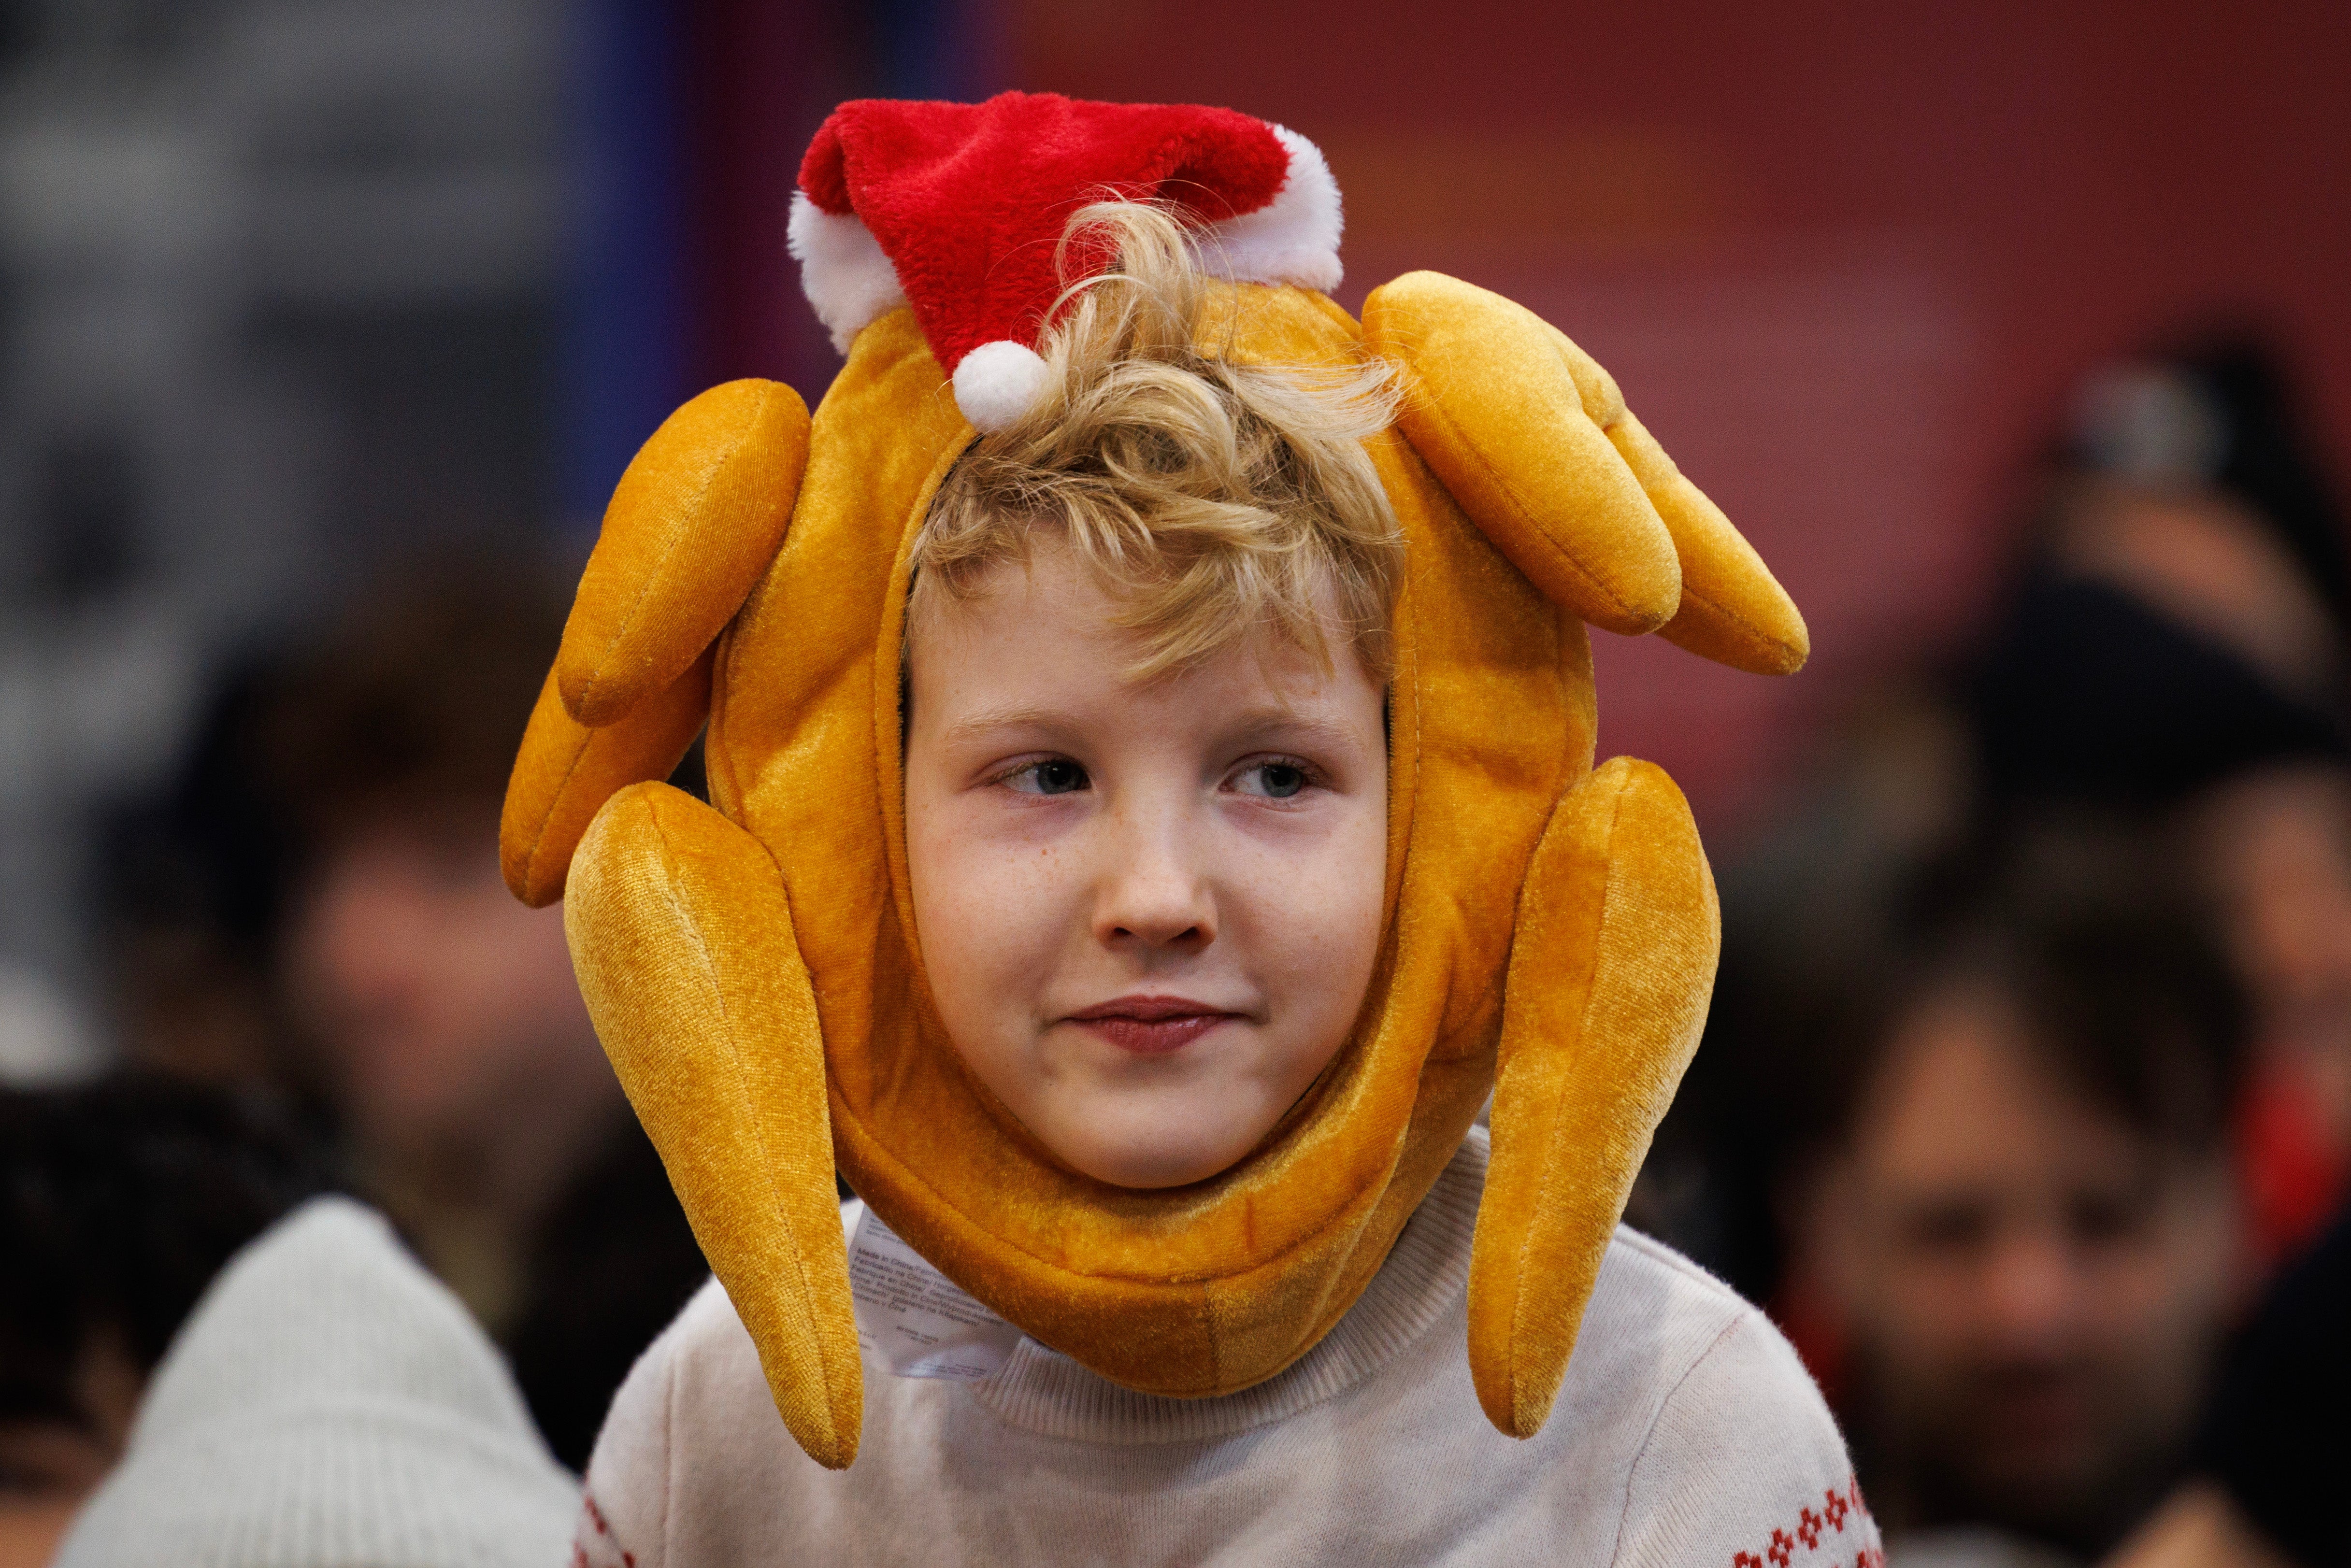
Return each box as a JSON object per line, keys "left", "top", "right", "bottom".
{"left": 1, "top": 2, "right": 2347, "bottom": 1564}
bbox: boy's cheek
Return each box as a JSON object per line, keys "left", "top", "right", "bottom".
{"left": 911, "top": 857, "right": 1068, "bottom": 1027}
{"left": 1226, "top": 835, "right": 1386, "bottom": 944}
{"left": 1217, "top": 797, "right": 1367, "bottom": 853}
{"left": 917, "top": 836, "right": 1075, "bottom": 933}
{"left": 916, "top": 787, "right": 1084, "bottom": 858}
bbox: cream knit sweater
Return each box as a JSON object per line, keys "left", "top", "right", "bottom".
{"left": 577, "top": 1131, "right": 1881, "bottom": 1567}
{"left": 56, "top": 1197, "right": 578, "bottom": 1567}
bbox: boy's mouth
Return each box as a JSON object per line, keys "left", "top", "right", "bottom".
{"left": 1065, "top": 995, "right": 1243, "bottom": 1055}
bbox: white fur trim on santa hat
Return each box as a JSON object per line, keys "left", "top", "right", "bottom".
{"left": 952, "top": 340, "right": 1053, "bottom": 432}
{"left": 787, "top": 191, "right": 907, "bottom": 355}
{"left": 1200, "top": 125, "right": 1343, "bottom": 293}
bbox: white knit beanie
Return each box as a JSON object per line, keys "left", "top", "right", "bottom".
{"left": 54, "top": 1195, "right": 578, "bottom": 1567}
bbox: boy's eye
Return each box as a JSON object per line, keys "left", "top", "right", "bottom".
{"left": 1229, "top": 760, "right": 1310, "bottom": 799}
{"left": 1005, "top": 758, "right": 1089, "bottom": 796}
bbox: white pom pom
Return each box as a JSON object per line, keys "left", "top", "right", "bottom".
{"left": 1204, "top": 125, "right": 1344, "bottom": 292}
{"left": 952, "top": 340, "right": 1051, "bottom": 433}
{"left": 788, "top": 193, "right": 906, "bottom": 355}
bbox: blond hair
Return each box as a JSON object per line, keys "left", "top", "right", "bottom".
{"left": 910, "top": 201, "right": 1404, "bottom": 683}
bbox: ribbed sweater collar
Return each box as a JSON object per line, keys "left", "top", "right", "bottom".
{"left": 969, "top": 1128, "right": 1486, "bottom": 1445}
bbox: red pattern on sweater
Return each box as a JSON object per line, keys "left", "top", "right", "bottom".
{"left": 574, "top": 1489, "right": 636, "bottom": 1568}
{"left": 1732, "top": 1476, "right": 1878, "bottom": 1568}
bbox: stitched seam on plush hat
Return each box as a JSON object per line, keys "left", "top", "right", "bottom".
{"left": 519, "top": 725, "right": 594, "bottom": 896}
{"left": 847, "top": 1106, "right": 1410, "bottom": 1290}
{"left": 1671, "top": 578, "right": 1800, "bottom": 661}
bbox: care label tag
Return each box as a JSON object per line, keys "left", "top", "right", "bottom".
{"left": 847, "top": 1204, "right": 1023, "bottom": 1383}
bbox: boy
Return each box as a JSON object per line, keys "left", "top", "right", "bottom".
{"left": 505, "top": 94, "right": 1871, "bottom": 1565}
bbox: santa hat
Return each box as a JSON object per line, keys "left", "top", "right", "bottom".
{"left": 788, "top": 91, "right": 1344, "bottom": 431}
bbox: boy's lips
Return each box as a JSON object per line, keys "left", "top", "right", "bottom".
{"left": 1064, "top": 995, "right": 1244, "bottom": 1055}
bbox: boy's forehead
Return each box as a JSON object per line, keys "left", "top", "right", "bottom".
{"left": 904, "top": 544, "right": 1375, "bottom": 708}
{"left": 910, "top": 545, "right": 1128, "bottom": 641}
{"left": 906, "top": 588, "right": 1375, "bottom": 764}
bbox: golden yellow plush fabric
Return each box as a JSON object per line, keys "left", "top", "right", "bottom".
{"left": 502, "top": 274, "right": 1806, "bottom": 1468}
{"left": 1467, "top": 755, "right": 1720, "bottom": 1437}
{"left": 558, "top": 378, "right": 808, "bottom": 727}
{"left": 562, "top": 781, "right": 861, "bottom": 1468}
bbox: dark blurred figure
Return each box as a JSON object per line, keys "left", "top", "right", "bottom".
{"left": 2186, "top": 1203, "right": 2351, "bottom": 1568}
{"left": 1979, "top": 342, "right": 2348, "bottom": 807}
{"left": 0, "top": 1076, "right": 327, "bottom": 1562}
{"left": 101, "top": 559, "right": 709, "bottom": 1468}
{"left": 1973, "top": 339, "right": 2351, "bottom": 1272}
{"left": 2109, "top": 1203, "right": 2351, "bottom": 1568}
{"left": 101, "top": 668, "right": 306, "bottom": 1095}
{"left": 1783, "top": 851, "right": 2247, "bottom": 1566}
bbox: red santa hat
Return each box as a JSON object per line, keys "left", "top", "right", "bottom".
{"left": 788, "top": 91, "right": 1344, "bottom": 431}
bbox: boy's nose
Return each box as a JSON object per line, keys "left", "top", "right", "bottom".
{"left": 1092, "top": 814, "right": 1217, "bottom": 953}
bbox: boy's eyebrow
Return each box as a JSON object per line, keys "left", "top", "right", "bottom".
{"left": 937, "top": 701, "right": 1365, "bottom": 751}
{"left": 1211, "top": 706, "right": 1363, "bottom": 750}
{"left": 935, "top": 703, "right": 1075, "bottom": 746}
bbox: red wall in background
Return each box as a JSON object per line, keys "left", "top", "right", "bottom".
{"left": 678, "top": 1, "right": 863, "bottom": 400}
{"left": 1004, "top": 0, "right": 2351, "bottom": 838}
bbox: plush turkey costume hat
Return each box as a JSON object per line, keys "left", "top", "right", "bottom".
{"left": 502, "top": 92, "right": 1806, "bottom": 1471}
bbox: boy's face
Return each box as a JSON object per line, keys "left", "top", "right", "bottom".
{"left": 903, "top": 542, "right": 1388, "bottom": 1189}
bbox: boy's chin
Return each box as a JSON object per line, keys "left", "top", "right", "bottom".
{"left": 1044, "top": 1114, "right": 1264, "bottom": 1191}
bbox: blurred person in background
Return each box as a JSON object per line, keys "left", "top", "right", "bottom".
{"left": 256, "top": 561, "right": 708, "bottom": 1468}
{"left": 0, "top": 1076, "right": 326, "bottom": 1562}
{"left": 100, "top": 667, "right": 313, "bottom": 1099}
{"left": 52, "top": 1195, "right": 577, "bottom": 1567}
{"left": 1642, "top": 333, "right": 2351, "bottom": 1312}
{"left": 1974, "top": 339, "right": 2351, "bottom": 1271}
{"left": 100, "top": 559, "right": 709, "bottom": 1469}
{"left": 1634, "top": 330, "right": 2351, "bottom": 1567}
{"left": 2186, "top": 767, "right": 2351, "bottom": 1273}
{"left": 1783, "top": 850, "right": 2248, "bottom": 1567}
